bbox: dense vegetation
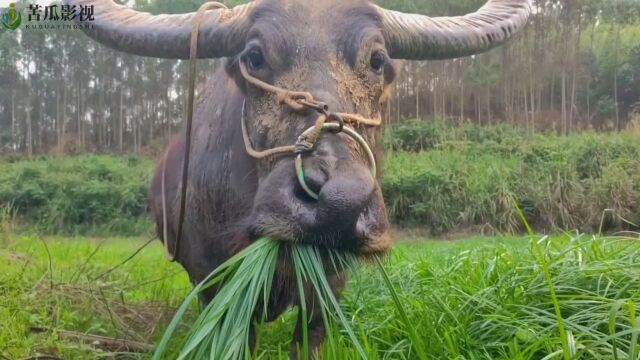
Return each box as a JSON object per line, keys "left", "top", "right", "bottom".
{"left": 1, "top": 122, "right": 638, "bottom": 236}
{"left": 383, "top": 121, "right": 640, "bottom": 234}
{"left": 2, "top": 233, "right": 640, "bottom": 359}
{"left": 0, "top": 155, "right": 153, "bottom": 235}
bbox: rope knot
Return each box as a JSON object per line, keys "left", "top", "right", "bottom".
{"left": 276, "top": 91, "right": 314, "bottom": 112}
{"left": 276, "top": 91, "right": 290, "bottom": 105}
{"left": 294, "top": 136, "right": 315, "bottom": 154}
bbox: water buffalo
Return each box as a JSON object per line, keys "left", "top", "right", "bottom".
{"left": 68, "top": 0, "right": 530, "bottom": 355}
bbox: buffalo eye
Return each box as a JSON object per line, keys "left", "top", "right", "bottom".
{"left": 370, "top": 50, "right": 386, "bottom": 73}
{"left": 245, "top": 48, "right": 265, "bottom": 71}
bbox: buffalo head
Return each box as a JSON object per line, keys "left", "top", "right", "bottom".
{"left": 67, "top": 0, "right": 530, "bottom": 255}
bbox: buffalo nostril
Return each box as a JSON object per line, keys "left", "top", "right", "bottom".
{"left": 295, "top": 164, "right": 327, "bottom": 200}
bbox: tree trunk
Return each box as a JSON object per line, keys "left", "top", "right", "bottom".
{"left": 26, "top": 107, "right": 33, "bottom": 157}
{"left": 11, "top": 93, "right": 16, "bottom": 149}
{"left": 569, "top": 16, "right": 581, "bottom": 133}
{"left": 395, "top": 81, "right": 400, "bottom": 123}
{"left": 56, "top": 89, "right": 61, "bottom": 149}
{"left": 119, "top": 88, "right": 124, "bottom": 153}
{"left": 149, "top": 101, "right": 154, "bottom": 146}
{"left": 486, "top": 87, "right": 491, "bottom": 125}
{"left": 78, "top": 81, "right": 82, "bottom": 147}
{"left": 38, "top": 99, "right": 43, "bottom": 152}
{"left": 550, "top": 72, "right": 556, "bottom": 133}
{"left": 133, "top": 108, "right": 138, "bottom": 154}
{"left": 561, "top": 67, "right": 567, "bottom": 135}
{"left": 415, "top": 83, "right": 420, "bottom": 119}
{"left": 460, "top": 79, "right": 465, "bottom": 123}
{"left": 613, "top": 21, "right": 621, "bottom": 130}
{"left": 61, "top": 85, "right": 67, "bottom": 148}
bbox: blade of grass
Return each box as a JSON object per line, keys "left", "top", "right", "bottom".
{"left": 513, "top": 200, "right": 570, "bottom": 360}
{"left": 294, "top": 253, "right": 309, "bottom": 360}
{"left": 309, "top": 247, "right": 367, "bottom": 359}
{"left": 374, "top": 255, "right": 428, "bottom": 360}
{"left": 609, "top": 299, "right": 624, "bottom": 360}
{"left": 629, "top": 299, "right": 637, "bottom": 360}
{"left": 292, "top": 245, "right": 368, "bottom": 359}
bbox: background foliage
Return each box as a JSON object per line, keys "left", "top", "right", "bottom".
{"left": 0, "top": 155, "right": 153, "bottom": 235}
{"left": 1, "top": 0, "right": 640, "bottom": 155}
{"left": 1, "top": 122, "right": 638, "bottom": 236}
{"left": 383, "top": 120, "right": 640, "bottom": 234}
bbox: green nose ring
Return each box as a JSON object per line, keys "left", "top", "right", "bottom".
{"left": 294, "top": 123, "right": 377, "bottom": 200}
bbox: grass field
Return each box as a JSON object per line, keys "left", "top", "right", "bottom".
{"left": 1, "top": 231, "right": 640, "bottom": 359}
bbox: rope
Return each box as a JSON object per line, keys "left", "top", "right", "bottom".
{"left": 165, "top": 2, "right": 228, "bottom": 262}
{"left": 240, "top": 100, "right": 297, "bottom": 158}
{"left": 240, "top": 100, "right": 329, "bottom": 159}
{"left": 239, "top": 61, "right": 314, "bottom": 111}
{"left": 238, "top": 60, "right": 381, "bottom": 158}
{"left": 161, "top": 153, "right": 173, "bottom": 261}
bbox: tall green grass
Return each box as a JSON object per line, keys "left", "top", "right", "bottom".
{"left": 345, "top": 234, "right": 640, "bottom": 359}
{"left": 3, "top": 234, "right": 640, "bottom": 359}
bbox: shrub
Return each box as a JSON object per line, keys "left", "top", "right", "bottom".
{"left": 0, "top": 155, "right": 153, "bottom": 235}
{"left": 383, "top": 120, "right": 640, "bottom": 234}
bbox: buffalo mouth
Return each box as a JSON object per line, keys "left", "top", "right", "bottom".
{"left": 248, "top": 159, "right": 391, "bottom": 256}
{"left": 248, "top": 210, "right": 392, "bottom": 255}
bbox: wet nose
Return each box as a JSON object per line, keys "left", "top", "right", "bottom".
{"left": 297, "top": 154, "right": 375, "bottom": 230}
{"left": 316, "top": 164, "right": 374, "bottom": 226}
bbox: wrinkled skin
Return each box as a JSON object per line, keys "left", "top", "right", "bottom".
{"left": 149, "top": 0, "right": 395, "bottom": 355}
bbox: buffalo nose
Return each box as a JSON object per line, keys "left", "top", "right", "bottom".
{"left": 313, "top": 164, "right": 375, "bottom": 229}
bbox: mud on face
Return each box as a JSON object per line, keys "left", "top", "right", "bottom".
{"left": 226, "top": 0, "right": 397, "bottom": 253}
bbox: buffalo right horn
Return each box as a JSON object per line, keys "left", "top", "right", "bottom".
{"left": 64, "top": 0, "right": 254, "bottom": 59}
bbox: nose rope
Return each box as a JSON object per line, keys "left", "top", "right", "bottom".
{"left": 239, "top": 61, "right": 381, "bottom": 199}
{"left": 294, "top": 123, "right": 378, "bottom": 200}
